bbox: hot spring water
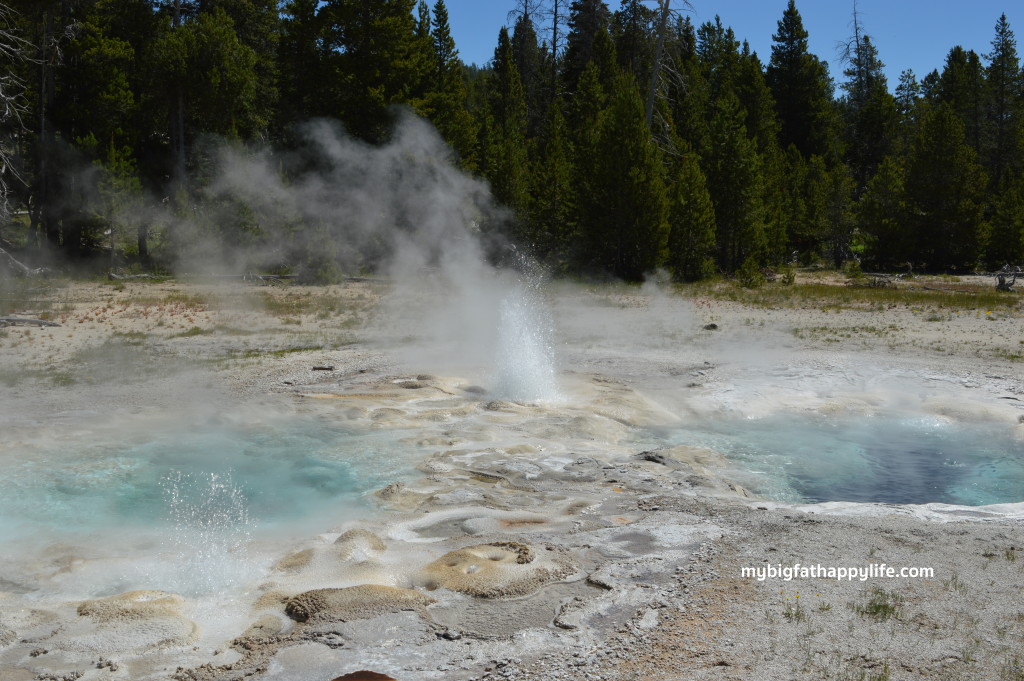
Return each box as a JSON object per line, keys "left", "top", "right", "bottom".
{"left": 647, "top": 414, "right": 1024, "bottom": 506}
{"left": 0, "top": 416, "right": 414, "bottom": 598}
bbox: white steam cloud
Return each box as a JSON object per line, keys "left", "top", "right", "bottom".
{"left": 191, "top": 113, "right": 557, "bottom": 397}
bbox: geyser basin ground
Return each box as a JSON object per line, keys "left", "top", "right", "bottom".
{"left": 1, "top": 278, "right": 1023, "bottom": 681}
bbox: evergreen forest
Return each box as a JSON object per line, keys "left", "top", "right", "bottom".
{"left": 1, "top": 0, "right": 1023, "bottom": 281}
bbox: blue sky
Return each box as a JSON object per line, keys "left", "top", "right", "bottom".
{"left": 443, "top": 1, "right": 1019, "bottom": 89}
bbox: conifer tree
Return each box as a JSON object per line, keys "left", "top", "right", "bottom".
{"left": 278, "top": 0, "right": 326, "bottom": 129}
{"left": 563, "top": 0, "right": 611, "bottom": 93}
{"left": 485, "top": 27, "right": 530, "bottom": 222}
{"left": 858, "top": 155, "right": 911, "bottom": 268}
{"left": 511, "top": 13, "right": 545, "bottom": 138}
{"left": 420, "top": 0, "right": 478, "bottom": 169}
{"left": 905, "top": 103, "right": 989, "bottom": 270}
{"left": 578, "top": 71, "right": 668, "bottom": 280}
{"left": 611, "top": 0, "right": 655, "bottom": 83}
{"left": 937, "top": 46, "right": 986, "bottom": 156}
{"left": 667, "top": 143, "right": 716, "bottom": 281}
{"left": 665, "top": 17, "right": 710, "bottom": 155}
{"left": 567, "top": 57, "right": 607, "bottom": 153}
{"left": 736, "top": 43, "right": 786, "bottom": 263}
{"left": 984, "top": 14, "right": 1022, "bottom": 190}
{"left": 529, "top": 99, "right": 575, "bottom": 266}
{"left": 840, "top": 35, "right": 897, "bottom": 195}
{"left": 206, "top": 0, "right": 280, "bottom": 134}
{"left": 765, "top": 0, "right": 840, "bottom": 160}
{"left": 822, "top": 161, "right": 856, "bottom": 267}
{"left": 696, "top": 17, "right": 741, "bottom": 102}
{"left": 778, "top": 146, "right": 810, "bottom": 259}
{"left": 319, "top": 0, "right": 430, "bottom": 142}
{"left": 987, "top": 176, "right": 1024, "bottom": 265}
{"left": 157, "top": 9, "right": 260, "bottom": 140}
{"left": 704, "top": 91, "right": 766, "bottom": 271}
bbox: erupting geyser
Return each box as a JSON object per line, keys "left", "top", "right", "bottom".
{"left": 493, "top": 283, "right": 561, "bottom": 403}
{"left": 160, "top": 470, "right": 254, "bottom": 597}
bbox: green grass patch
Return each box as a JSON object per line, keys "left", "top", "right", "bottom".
{"left": 1002, "top": 656, "right": 1024, "bottom": 681}
{"left": 259, "top": 291, "right": 353, "bottom": 318}
{"left": 225, "top": 345, "right": 325, "bottom": 360}
{"left": 112, "top": 330, "right": 148, "bottom": 343}
{"left": 129, "top": 291, "right": 209, "bottom": 309}
{"left": 0, "top": 277, "right": 69, "bottom": 315}
{"left": 683, "top": 279, "right": 1020, "bottom": 311}
{"left": 173, "top": 326, "right": 212, "bottom": 338}
{"left": 849, "top": 588, "right": 903, "bottom": 622}
{"left": 793, "top": 324, "right": 900, "bottom": 340}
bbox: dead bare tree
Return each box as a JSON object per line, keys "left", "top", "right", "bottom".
{"left": 644, "top": 0, "right": 694, "bottom": 129}
{"left": 0, "top": 1, "right": 31, "bottom": 225}
{"left": 995, "top": 265, "right": 1022, "bottom": 291}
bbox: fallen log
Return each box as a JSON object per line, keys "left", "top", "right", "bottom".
{"left": 920, "top": 286, "right": 978, "bottom": 294}
{"left": 0, "top": 316, "right": 61, "bottom": 327}
{"left": 107, "top": 272, "right": 154, "bottom": 281}
{"left": 0, "top": 247, "right": 46, "bottom": 276}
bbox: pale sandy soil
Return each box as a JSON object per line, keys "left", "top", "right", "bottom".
{"left": 0, "top": 275, "right": 1022, "bottom": 681}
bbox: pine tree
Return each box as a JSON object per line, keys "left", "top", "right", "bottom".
{"left": 206, "top": 0, "right": 280, "bottom": 134}
{"left": 667, "top": 143, "right": 716, "bottom": 281}
{"left": 840, "top": 35, "right": 897, "bottom": 195}
{"left": 696, "top": 17, "right": 741, "bottom": 102}
{"left": 735, "top": 43, "right": 781, "bottom": 154}
{"left": 563, "top": 0, "right": 611, "bottom": 93}
{"left": 528, "top": 99, "right": 575, "bottom": 266}
{"left": 56, "top": 7, "right": 136, "bottom": 151}
{"left": 511, "top": 12, "right": 545, "bottom": 138}
{"left": 420, "top": 0, "right": 478, "bottom": 169}
{"left": 578, "top": 71, "right": 668, "bottom": 280}
{"left": 704, "top": 91, "right": 766, "bottom": 271}
{"left": 611, "top": 0, "right": 655, "bottom": 83}
{"left": 858, "top": 154, "right": 911, "bottom": 268}
{"left": 987, "top": 175, "right": 1024, "bottom": 265}
{"left": 894, "top": 69, "right": 920, "bottom": 121}
{"left": 937, "top": 46, "right": 986, "bottom": 156}
{"left": 153, "top": 9, "right": 260, "bottom": 141}
{"left": 984, "top": 14, "right": 1022, "bottom": 190}
{"left": 567, "top": 59, "right": 606, "bottom": 152}
{"left": 278, "top": 0, "right": 326, "bottom": 130}
{"left": 735, "top": 43, "right": 786, "bottom": 263}
{"left": 905, "top": 103, "right": 989, "bottom": 270}
{"left": 822, "top": 161, "right": 856, "bottom": 267}
{"left": 765, "top": 0, "right": 840, "bottom": 160}
{"left": 665, "top": 17, "right": 710, "bottom": 155}
{"left": 319, "top": 0, "right": 430, "bottom": 142}
{"left": 485, "top": 27, "right": 530, "bottom": 222}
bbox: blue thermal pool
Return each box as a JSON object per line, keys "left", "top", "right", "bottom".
{"left": 647, "top": 414, "right": 1024, "bottom": 506}
{"left": 0, "top": 416, "right": 414, "bottom": 546}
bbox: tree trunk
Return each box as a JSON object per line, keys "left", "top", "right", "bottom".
{"left": 138, "top": 223, "right": 149, "bottom": 264}
{"left": 37, "top": 7, "right": 58, "bottom": 251}
{"left": 172, "top": 0, "right": 187, "bottom": 192}
{"left": 644, "top": 0, "right": 671, "bottom": 129}
{"left": 550, "top": 0, "right": 560, "bottom": 97}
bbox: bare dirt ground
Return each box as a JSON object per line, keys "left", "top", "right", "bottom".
{"left": 1, "top": 274, "right": 1023, "bottom": 681}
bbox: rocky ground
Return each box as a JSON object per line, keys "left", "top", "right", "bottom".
{"left": 0, "top": 274, "right": 1022, "bottom": 681}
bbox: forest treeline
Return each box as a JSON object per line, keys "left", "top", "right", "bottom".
{"left": 0, "top": 0, "right": 1022, "bottom": 280}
